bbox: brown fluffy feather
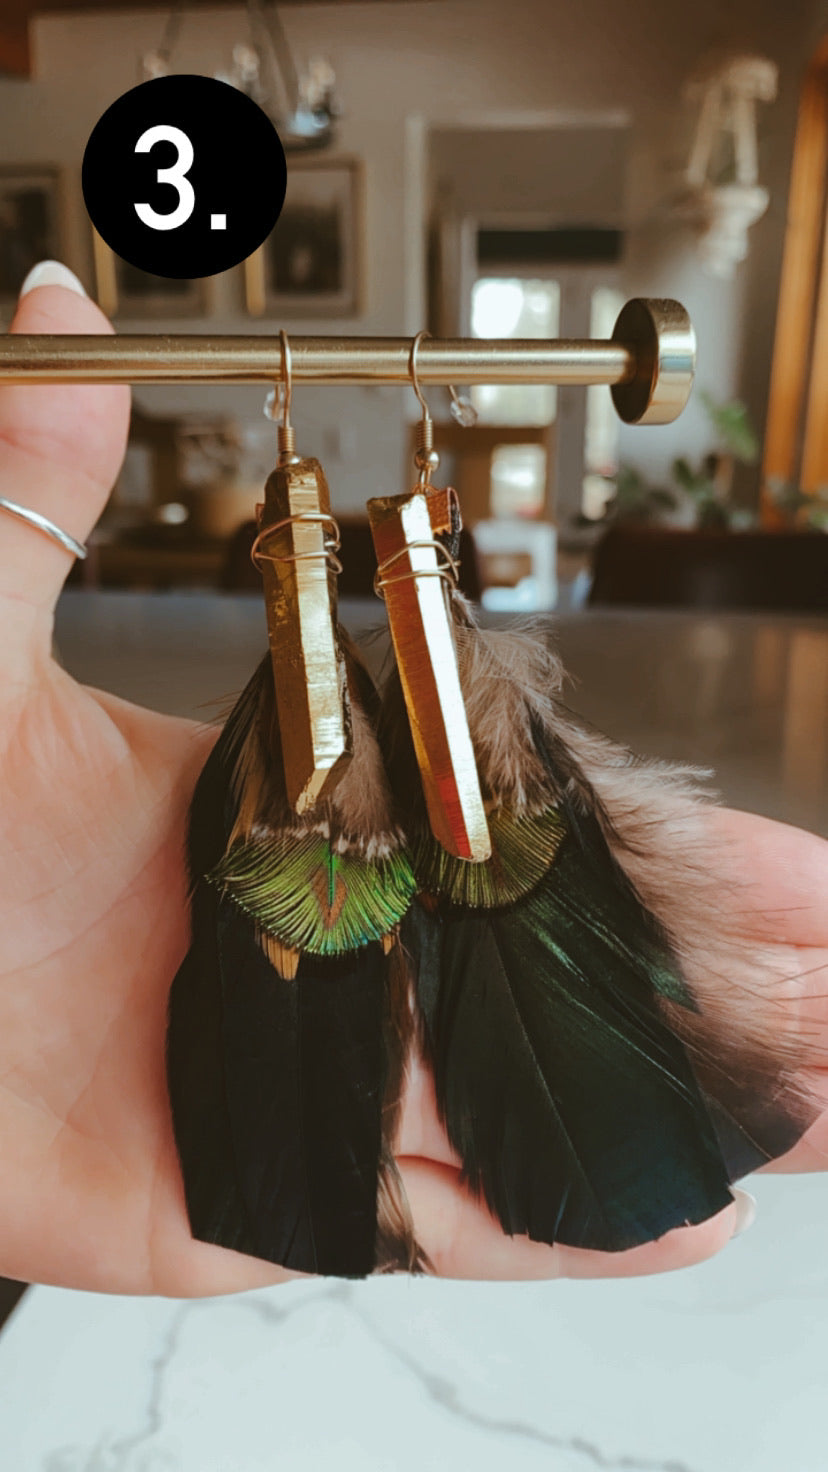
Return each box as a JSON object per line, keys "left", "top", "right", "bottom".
{"left": 228, "top": 639, "right": 402, "bottom": 859}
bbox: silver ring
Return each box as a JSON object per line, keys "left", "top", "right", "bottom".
{"left": 0, "top": 496, "right": 87, "bottom": 561}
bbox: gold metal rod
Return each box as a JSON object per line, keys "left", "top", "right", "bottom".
{"left": 0, "top": 300, "right": 696, "bottom": 423}
{"left": 0, "top": 335, "right": 634, "bottom": 387}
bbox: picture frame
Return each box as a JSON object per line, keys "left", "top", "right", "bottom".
{"left": 92, "top": 230, "right": 213, "bottom": 320}
{"left": 0, "top": 167, "right": 70, "bottom": 312}
{"left": 245, "top": 156, "right": 364, "bottom": 318}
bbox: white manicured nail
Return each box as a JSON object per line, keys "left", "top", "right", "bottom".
{"left": 731, "top": 1187, "right": 757, "bottom": 1237}
{"left": 20, "top": 261, "right": 87, "bottom": 298}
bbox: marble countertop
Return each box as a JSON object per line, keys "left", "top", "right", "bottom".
{"left": 2, "top": 593, "right": 827, "bottom": 1472}
{"left": 4, "top": 1173, "right": 828, "bottom": 1472}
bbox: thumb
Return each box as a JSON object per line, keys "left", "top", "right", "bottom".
{"left": 0, "top": 261, "right": 130, "bottom": 622}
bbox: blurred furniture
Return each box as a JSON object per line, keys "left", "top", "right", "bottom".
{"left": 70, "top": 515, "right": 485, "bottom": 597}
{"left": 221, "top": 517, "right": 484, "bottom": 601}
{"left": 589, "top": 526, "right": 828, "bottom": 612}
{"left": 69, "top": 533, "right": 226, "bottom": 591}
{"left": 129, "top": 406, "right": 181, "bottom": 508}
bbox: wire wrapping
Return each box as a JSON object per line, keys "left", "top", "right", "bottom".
{"left": 250, "top": 511, "right": 343, "bottom": 575}
{"left": 372, "top": 538, "right": 460, "bottom": 597}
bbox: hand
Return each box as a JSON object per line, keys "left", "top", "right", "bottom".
{"left": 1, "top": 272, "right": 827, "bottom": 1297}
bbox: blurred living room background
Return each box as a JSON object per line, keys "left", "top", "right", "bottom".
{"left": 1, "top": 0, "right": 827, "bottom": 613}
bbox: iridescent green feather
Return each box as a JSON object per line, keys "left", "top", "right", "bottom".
{"left": 412, "top": 806, "right": 567, "bottom": 908}
{"left": 208, "top": 833, "right": 417, "bottom": 956}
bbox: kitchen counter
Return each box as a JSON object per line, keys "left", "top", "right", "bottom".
{"left": 54, "top": 591, "right": 828, "bottom": 834}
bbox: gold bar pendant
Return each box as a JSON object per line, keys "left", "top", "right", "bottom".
{"left": 368, "top": 489, "right": 491, "bottom": 863}
{"left": 257, "top": 458, "right": 352, "bottom": 813}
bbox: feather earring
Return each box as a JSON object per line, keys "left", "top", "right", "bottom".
{"left": 370, "top": 372, "right": 816, "bottom": 1255}
{"left": 167, "top": 337, "right": 424, "bottom": 1277}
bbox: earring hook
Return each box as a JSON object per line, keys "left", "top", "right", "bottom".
{"left": 410, "top": 332, "right": 478, "bottom": 487}
{"left": 410, "top": 331, "right": 440, "bottom": 488}
{"left": 277, "top": 328, "right": 296, "bottom": 462}
{"left": 409, "top": 329, "right": 432, "bottom": 422}
{"left": 279, "top": 328, "right": 293, "bottom": 426}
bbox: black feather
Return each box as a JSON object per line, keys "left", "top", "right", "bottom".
{"left": 213, "top": 898, "right": 385, "bottom": 1275}
{"left": 410, "top": 825, "right": 734, "bottom": 1251}
{"left": 529, "top": 708, "right": 813, "bottom": 1178}
{"left": 166, "top": 658, "right": 392, "bottom": 1277}
{"left": 387, "top": 637, "right": 738, "bottom": 1252}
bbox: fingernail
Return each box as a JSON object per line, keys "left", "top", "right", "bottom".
{"left": 20, "top": 261, "right": 87, "bottom": 298}
{"left": 730, "top": 1187, "right": 757, "bottom": 1237}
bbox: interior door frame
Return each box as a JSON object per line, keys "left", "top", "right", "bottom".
{"left": 460, "top": 230, "right": 621, "bottom": 524}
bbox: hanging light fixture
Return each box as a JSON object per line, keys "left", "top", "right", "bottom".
{"left": 141, "top": 0, "right": 340, "bottom": 152}
{"left": 673, "top": 54, "right": 777, "bottom": 278}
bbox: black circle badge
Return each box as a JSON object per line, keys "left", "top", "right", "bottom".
{"left": 82, "top": 75, "right": 287, "bottom": 279}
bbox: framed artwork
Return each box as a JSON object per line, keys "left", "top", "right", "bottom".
{"left": 245, "top": 156, "right": 364, "bottom": 318}
{"left": 0, "top": 167, "right": 69, "bottom": 311}
{"left": 92, "top": 230, "right": 212, "bottom": 319}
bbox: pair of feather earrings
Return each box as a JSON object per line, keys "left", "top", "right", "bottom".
{"left": 167, "top": 344, "right": 814, "bottom": 1278}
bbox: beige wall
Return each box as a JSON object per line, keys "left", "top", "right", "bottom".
{"left": 430, "top": 124, "right": 629, "bottom": 223}
{"left": 0, "top": 0, "right": 819, "bottom": 513}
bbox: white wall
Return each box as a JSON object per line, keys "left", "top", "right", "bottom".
{"left": 0, "top": 0, "right": 818, "bottom": 512}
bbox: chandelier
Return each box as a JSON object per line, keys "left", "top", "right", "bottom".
{"left": 142, "top": 0, "right": 339, "bottom": 151}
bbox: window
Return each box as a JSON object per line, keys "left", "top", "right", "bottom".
{"left": 466, "top": 268, "right": 621, "bottom": 526}
{"left": 470, "top": 277, "right": 560, "bottom": 426}
{"left": 468, "top": 277, "right": 559, "bottom": 520}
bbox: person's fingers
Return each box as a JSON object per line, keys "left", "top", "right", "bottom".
{"left": 400, "top": 1158, "right": 741, "bottom": 1280}
{"left": 702, "top": 809, "right": 828, "bottom": 1063}
{"left": 762, "top": 1073, "right": 828, "bottom": 1173}
{"left": 707, "top": 808, "right": 828, "bottom": 947}
{"left": 395, "top": 1049, "right": 462, "bottom": 1167}
{"left": 0, "top": 262, "right": 130, "bottom": 624}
